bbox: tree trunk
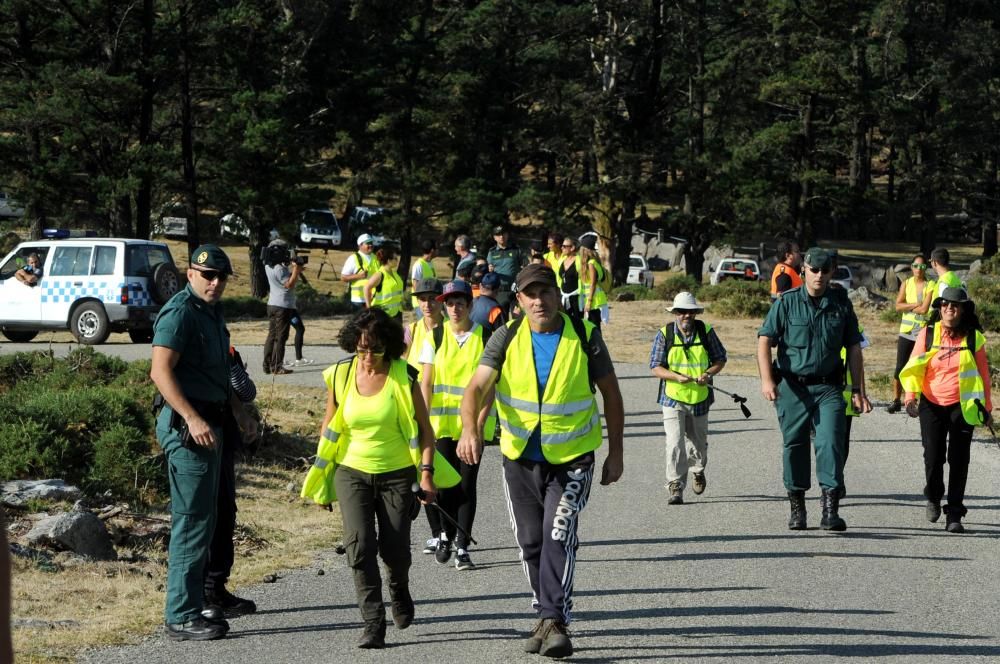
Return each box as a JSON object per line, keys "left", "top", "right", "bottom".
{"left": 179, "top": 0, "right": 200, "bottom": 255}
{"left": 249, "top": 206, "right": 268, "bottom": 298}
{"left": 983, "top": 151, "right": 998, "bottom": 258}
{"left": 135, "top": 0, "right": 155, "bottom": 240}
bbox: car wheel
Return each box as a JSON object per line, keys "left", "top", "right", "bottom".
{"left": 151, "top": 262, "right": 181, "bottom": 305}
{"left": 71, "top": 302, "right": 111, "bottom": 345}
{"left": 128, "top": 328, "right": 154, "bottom": 344}
{"left": 2, "top": 330, "right": 38, "bottom": 343}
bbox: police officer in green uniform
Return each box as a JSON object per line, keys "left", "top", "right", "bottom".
{"left": 150, "top": 244, "right": 234, "bottom": 641}
{"left": 757, "top": 247, "right": 871, "bottom": 532}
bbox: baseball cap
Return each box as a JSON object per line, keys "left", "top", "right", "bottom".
{"left": 190, "top": 244, "right": 233, "bottom": 275}
{"left": 491, "top": 225, "right": 506, "bottom": 235}
{"left": 480, "top": 272, "right": 501, "bottom": 289}
{"left": 436, "top": 279, "right": 474, "bottom": 302}
{"left": 412, "top": 278, "right": 443, "bottom": 297}
{"left": 515, "top": 264, "right": 558, "bottom": 291}
{"left": 580, "top": 234, "right": 597, "bottom": 250}
{"left": 803, "top": 247, "right": 832, "bottom": 270}
{"left": 357, "top": 233, "right": 374, "bottom": 247}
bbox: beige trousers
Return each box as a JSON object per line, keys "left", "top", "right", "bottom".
{"left": 662, "top": 403, "right": 708, "bottom": 487}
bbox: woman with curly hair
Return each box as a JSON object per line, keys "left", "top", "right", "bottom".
{"left": 301, "top": 308, "right": 458, "bottom": 648}
{"left": 901, "top": 287, "right": 992, "bottom": 534}
{"left": 363, "top": 244, "right": 405, "bottom": 321}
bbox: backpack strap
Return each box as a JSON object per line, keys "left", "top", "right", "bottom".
{"left": 432, "top": 324, "right": 444, "bottom": 350}
{"left": 331, "top": 356, "right": 355, "bottom": 408}
{"left": 925, "top": 323, "right": 934, "bottom": 352}
{"left": 495, "top": 315, "right": 595, "bottom": 392}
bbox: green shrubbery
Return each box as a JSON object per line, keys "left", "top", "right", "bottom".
{"left": 222, "top": 281, "right": 361, "bottom": 319}
{"left": 652, "top": 275, "right": 701, "bottom": 301}
{"left": 611, "top": 273, "right": 772, "bottom": 318}
{"left": 967, "top": 276, "right": 1000, "bottom": 333}
{"left": 0, "top": 348, "right": 164, "bottom": 502}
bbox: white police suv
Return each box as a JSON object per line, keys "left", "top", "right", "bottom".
{"left": 0, "top": 236, "right": 180, "bottom": 344}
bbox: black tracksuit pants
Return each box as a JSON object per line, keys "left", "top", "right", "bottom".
{"left": 425, "top": 437, "right": 480, "bottom": 549}
{"left": 918, "top": 399, "right": 973, "bottom": 514}
{"left": 205, "top": 412, "right": 239, "bottom": 592}
{"left": 502, "top": 452, "right": 594, "bottom": 625}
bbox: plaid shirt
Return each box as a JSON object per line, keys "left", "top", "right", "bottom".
{"left": 649, "top": 323, "right": 728, "bottom": 414}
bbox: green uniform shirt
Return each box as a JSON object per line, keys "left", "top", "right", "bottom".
{"left": 758, "top": 285, "right": 862, "bottom": 378}
{"left": 152, "top": 284, "right": 230, "bottom": 403}
{"left": 486, "top": 244, "right": 523, "bottom": 291}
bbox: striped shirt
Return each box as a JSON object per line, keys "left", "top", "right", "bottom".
{"left": 649, "top": 324, "right": 727, "bottom": 414}
{"left": 229, "top": 348, "right": 257, "bottom": 403}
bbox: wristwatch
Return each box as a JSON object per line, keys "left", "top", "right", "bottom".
{"left": 419, "top": 464, "right": 434, "bottom": 473}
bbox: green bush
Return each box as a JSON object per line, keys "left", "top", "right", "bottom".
{"left": 295, "top": 280, "right": 355, "bottom": 316}
{"left": 609, "top": 284, "right": 658, "bottom": 301}
{"left": 652, "top": 274, "right": 700, "bottom": 301}
{"left": 698, "top": 279, "right": 769, "bottom": 301}
{"left": 0, "top": 350, "right": 161, "bottom": 503}
{"left": 976, "top": 302, "right": 1000, "bottom": 333}
{"left": 880, "top": 307, "right": 902, "bottom": 324}
{"left": 222, "top": 296, "right": 268, "bottom": 319}
{"left": 978, "top": 255, "right": 1000, "bottom": 276}
{"left": 968, "top": 276, "right": 1000, "bottom": 306}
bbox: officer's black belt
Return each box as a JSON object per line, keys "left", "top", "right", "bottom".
{"left": 188, "top": 399, "right": 228, "bottom": 425}
{"left": 780, "top": 371, "right": 842, "bottom": 386}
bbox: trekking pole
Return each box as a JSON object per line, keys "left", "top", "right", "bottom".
{"left": 411, "top": 483, "right": 478, "bottom": 546}
{"left": 973, "top": 399, "right": 1000, "bottom": 450}
{"left": 709, "top": 385, "right": 752, "bottom": 419}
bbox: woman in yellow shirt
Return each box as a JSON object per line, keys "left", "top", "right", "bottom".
{"left": 363, "top": 244, "right": 405, "bottom": 321}
{"left": 322, "top": 309, "right": 439, "bottom": 648}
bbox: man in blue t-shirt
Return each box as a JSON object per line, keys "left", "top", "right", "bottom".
{"left": 456, "top": 263, "right": 624, "bottom": 659}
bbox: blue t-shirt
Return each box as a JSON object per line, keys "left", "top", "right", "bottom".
{"left": 522, "top": 329, "right": 562, "bottom": 461}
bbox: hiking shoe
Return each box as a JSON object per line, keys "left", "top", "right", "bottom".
{"left": 926, "top": 501, "right": 942, "bottom": 523}
{"left": 435, "top": 537, "right": 452, "bottom": 565}
{"left": 272, "top": 367, "right": 293, "bottom": 375}
{"left": 204, "top": 586, "right": 257, "bottom": 617}
{"left": 357, "top": 618, "right": 386, "bottom": 649}
{"left": 787, "top": 490, "right": 807, "bottom": 530}
{"left": 390, "top": 587, "right": 414, "bottom": 629}
{"left": 667, "top": 480, "right": 684, "bottom": 505}
{"left": 886, "top": 399, "right": 902, "bottom": 414}
{"left": 164, "top": 616, "right": 227, "bottom": 641}
{"left": 422, "top": 537, "right": 439, "bottom": 554}
{"left": 539, "top": 619, "right": 573, "bottom": 658}
{"left": 946, "top": 520, "right": 965, "bottom": 534}
{"left": 454, "top": 549, "right": 474, "bottom": 571}
{"left": 692, "top": 471, "right": 707, "bottom": 495}
{"left": 524, "top": 618, "right": 547, "bottom": 654}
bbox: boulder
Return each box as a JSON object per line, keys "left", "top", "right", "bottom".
{"left": 2, "top": 479, "right": 82, "bottom": 508}
{"left": 969, "top": 259, "right": 982, "bottom": 275}
{"left": 615, "top": 291, "right": 637, "bottom": 302}
{"left": 848, "top": 286, "right": 890, "bottom": 311}
{"left": 26, "top": 510, "right": 117, "bottom": 561}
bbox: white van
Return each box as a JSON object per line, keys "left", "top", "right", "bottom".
{"left": 0, "top": 238, "right": 180, "bottom": 344}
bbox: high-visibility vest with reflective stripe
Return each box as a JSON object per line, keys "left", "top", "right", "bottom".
{"left": 661, "top": 323, "right": 711, "bottom": 404}
{"left": 495, "top": 313, "right": 601, "bottom": 463}
{"left": 938, "top": 270, "right": 962, "bottom": 292}
{"left": 899, "top": 277, "right": 936, "bottom": 336}
{"left": 300, "top": 357, "right": 460, "bottom": 504}
{"left": 581, "top": 259, "right": 608, "bottom": 308}
{"left": 899, "top": 324, "right": 988, "bottom": 426}
{"left": 349, "top": 252, "right": 380, "bottom": 302}
{"left": 544, "top": 250, "right": 563, "bottom": 286}
{"left": 428, "top": 324, "right": 495, "bottom": 439}
{"left": 409, "top": 258, "right": 436, "bottom": 309}
{"left": 406, "top": 319, "right": 437, "bottom": 382}
{"left": 372, "top": 266, "right": 404, "bottom": 317}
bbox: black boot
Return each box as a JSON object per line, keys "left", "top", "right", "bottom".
{"left": 944, "top": 505, "right": 966, "bottom": 534}
{"left": 787, "top": 490, "right": 807, "bottom": 530}
{"left": 358, "top": 616, "right": 387, "bottom": 649}
{"left": 820, "top": 488, "right": 847, "bottom": 531}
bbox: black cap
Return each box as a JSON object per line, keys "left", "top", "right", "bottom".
{"left": 412, "top": 278, "right": 443, "bottom": 297}
{"left": 491, "top": 225, "right": 506, "bottom": 235}
{"left": 580, "top": 234, "right": 597, "bottom": 250}
{"left": 932, "top": 286, "right": 971, "bottom": 309}
{"left": 515, "top": 264, "right": 558, "bottom": 291}
{"left": 436, "top": 279, "right": 474, "bottom": 302}
{"left": 190, "top": 244, "right": 233, "bottom": 275}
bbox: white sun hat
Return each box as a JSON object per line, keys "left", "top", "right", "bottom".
{"left": 667, "top": 291, "right": 704, "bottom": 312}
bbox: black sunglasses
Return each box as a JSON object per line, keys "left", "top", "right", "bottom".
{"left": 806, "top": 266, "right": 832, "bottom": 275}
{"left": 193, "top": 268, "right": 229, "bottom": 282}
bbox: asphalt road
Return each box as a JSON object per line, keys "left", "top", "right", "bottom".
{"left": 7, "top": 341, "right": 997, "bottom": 663}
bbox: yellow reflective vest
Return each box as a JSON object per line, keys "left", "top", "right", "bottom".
{"left": 899, "top": 324, "right": 988, "bottom": 426}
{"left": 300, "top": 357, "right": 460, "bottom": 504}
{"left": 349, "top": 252, "right": 380, "bottom": 302}
{"left": 661, "top": 322, "right": 712, "bottom": 405}
{"left": 544, "top": 250, "right": 563, "bottom": 286}
{"left": 841, "top": 323, "right": 866, "bottom": 417}
{"left": 428, "top": 324, "right": 495, "bottom": 440}
{"left": 495, "top": 313, "right": 602, "bottom": 463}
{"left": 372, "top": 266, "right": 404, "bottom": 317}
{"left": 581, "top": 259, "right": 609, "bottom": 309}
{"left": 899, "top": 277, "right": 937, "bottom": 337}
{"left": 407, "top": 319, "right": 437, "bottom": 382}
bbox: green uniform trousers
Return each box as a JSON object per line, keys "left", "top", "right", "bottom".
{"left": 334, "top": 464, "right": 415, "bottom": 623}
{"left": 158, "top": 407, "right": 222, "bottom": 624}
{"left": 775, "top": 380, "right": 846, "bottom": 492}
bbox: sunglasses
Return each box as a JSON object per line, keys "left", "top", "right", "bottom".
{"left": 912, "top": 263, "right": 927, "bottom": 269}
{"left": 806, "top": 266, "right": 832, "bottom": 275}
{"left": 193, "top": 268, "right": 229, "bottom": 282}
{"left": 356, "top": 345, "right": 385, "bottom": 356}
{"left": 562, "top": 244, "right": 574, "bottom": 249}
{"left": 940, "top": 301, "right": 963, "bottom": 310}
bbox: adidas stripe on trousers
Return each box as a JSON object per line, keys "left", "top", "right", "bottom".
{"left": 502, "top": 452, "right": 594, "bottom": 624}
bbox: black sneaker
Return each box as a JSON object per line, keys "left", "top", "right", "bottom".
{"left": 454, "top": 549, "right": 474, "bottom": 571}
{"left": 204, "top": 586, "right": 257, "bottom": 618}
{"left": 539, "top": 619, "right": 573, "bottom": 658}
{"left": 886, "top": 399, "right": 902, "bottom": 414}
{"left": 164, "top": 616, "right": 227, "bottom": 641}
{"left": 357, "top": 618, "right": 386, "bottom": 649}
{"left": 926, "top": 501, "right": 942, "bottom": 523}
{"left": 435, "top": 538, "right": 452, "bottom": 565}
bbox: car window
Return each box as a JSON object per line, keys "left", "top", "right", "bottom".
{"left": 303, "top": 210, "right": 337, "bottom": 229}
{"left": 92, "top": 246, "right": 117, "bottom": 275}
{"left": 834, "top": 267, "right": 850, "bottom": 280}
{"left": 629, "top": 257, "right": 643, "bottom": 268}
{"left": 126, "top": 245, "right": 172, "bottom": 277}
{"left": 50, "top": 246, "right": 93, "bottom": 277}
{"left": 0, "top": 248, "right": 45, "bottom": 280}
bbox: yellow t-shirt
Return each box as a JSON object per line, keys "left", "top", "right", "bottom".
{"left": 338, "top": 375, "right": 413, "bottom": 473}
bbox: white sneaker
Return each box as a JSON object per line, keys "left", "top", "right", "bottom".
{"left": 422, "top": 537, "right": 439, "bottom": 554}
{"left": 454, "top": 549, "right": 474, "bottom": 571}
{"left": 285, "top": 358, "right": 315, "bottom": 367}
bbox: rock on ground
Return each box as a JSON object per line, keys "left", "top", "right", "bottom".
{"left": 27, "top": 511, "right": 117, "bottom": 561}
{"left": 2, "top": 479, "right": 82, "bottom": 507}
